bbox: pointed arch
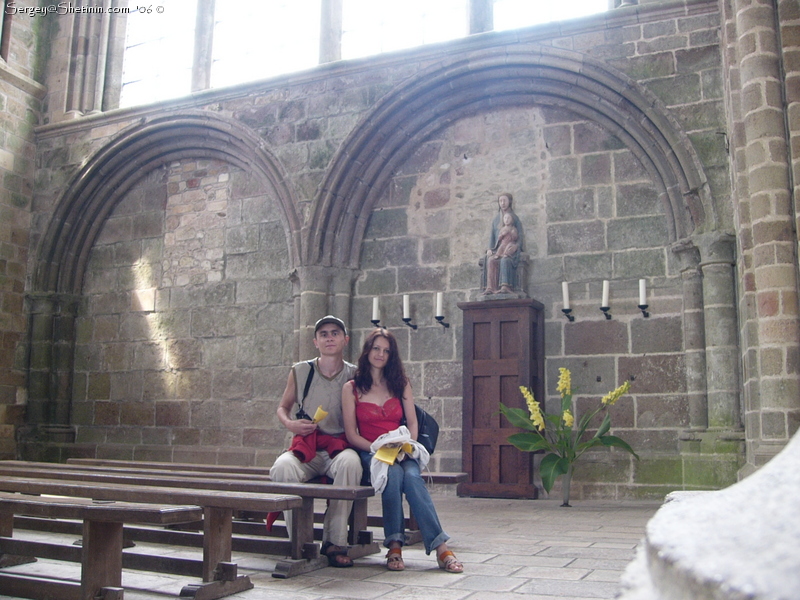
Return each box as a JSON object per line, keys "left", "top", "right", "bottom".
{"left": 305, "top": 45, "right": 714, "bottom": 268}
{"left": 34, "top": 111, "right": 300, "bottom": 295}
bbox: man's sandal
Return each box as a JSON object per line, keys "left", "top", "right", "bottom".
{"left": 437, "top": 550, "right": 463, "bottom": 573}
{"left": 386, "top": 547, "right": 405, "bottom": 571}
{"left": 321, "top": 541, "right": 353, "bottom": 568}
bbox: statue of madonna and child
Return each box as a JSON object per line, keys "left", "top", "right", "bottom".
{"left": 480, "top": 192, "right": 527, "bottom": 298}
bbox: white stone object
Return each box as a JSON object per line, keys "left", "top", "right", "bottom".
{"left": 619, "top": 431, "right": 800, "bottom": 600}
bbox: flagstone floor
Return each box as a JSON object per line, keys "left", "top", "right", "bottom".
{"left": 0, "top": 493, "right": 662, "bottom": 600}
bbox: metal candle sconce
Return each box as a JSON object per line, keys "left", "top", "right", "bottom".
{"left": 402, "top": 295, "right": 417, "bottom": 329}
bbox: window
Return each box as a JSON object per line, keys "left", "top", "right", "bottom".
{"left": 211, "top": 0, "right": 320, "bottom": 88}
{"left": 342, "top": 0, "right": 467, "bottom": 60}
{"left": 118, "top": 0, "right": 609, "bottom": 108}
{"left": 120, "top": 0, "right": 196, "bottom": 107}
{"left": 493, "top": 0, "right": 607, "bottom": 32}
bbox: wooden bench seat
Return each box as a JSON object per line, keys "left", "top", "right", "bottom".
{"left": 0, "top": 474, "right": 301, "bottom": 597}
{"left": 63, "top": 458, "right": 469, "bottom": 544}
{"left": 66, "top": 457, "right": 468, "bottom": 484}
{"left": 0, "top": 461, "right": 377, "bottom": 578}
{"left": 0, "top": 492, "right": 203, "bottom": 600}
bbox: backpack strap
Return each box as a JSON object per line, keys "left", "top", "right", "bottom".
{"left": 301, "top": 359, "right": 315, "bottom": 403}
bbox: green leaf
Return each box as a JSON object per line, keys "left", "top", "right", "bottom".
{"left": 596, "top": 412, "right": 611, "bottom": 438}
{"left": 561, "top": 394, "right": 572, "bottom": 413}
{"left": 507, "top": 432, "right": 553, "bottom": 453}
{"left": 575, "top": 437, "right": 603, "bottom": 453}
{"left": 498, "top": 404, "right": 537, "bottom": 431}
{"left": 539, "top": 453, "right": 571, "bottom": 494}
{"left": 599, "top": 435, "right": 639, "bottom": 459}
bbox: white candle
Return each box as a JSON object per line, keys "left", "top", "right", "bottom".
{"left": 403, "top": 295, "right": 410, "bottom": 319}
{"left": 639, "top": 279, "right": 647, "bottom": 306}
{"left": 372, "top": 297, "right": 380, "bottom": 322}
{"left": 561, "top": 282, "right": 570, "bottom": 310}
{"left": 435, "top": 292, "right": 444, "bottom": 317}
{"left": 601, "top": 280, "right": 610, "bottom": 308}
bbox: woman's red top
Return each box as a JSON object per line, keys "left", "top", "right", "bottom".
{"left": 352, "top": 381, "right": 403, "bottom": 443}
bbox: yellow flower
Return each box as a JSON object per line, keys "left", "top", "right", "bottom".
{"left": 601, "top": 380, "right": 631, "bottom": 406}
{"left": 556, "top": 367, "right": 572, "bottom": 397}
{"left": 562, "top": 409, "right": 574, "bottom": 428}
{"left": 520, "top": 386, "right": 546, "bottom": 431}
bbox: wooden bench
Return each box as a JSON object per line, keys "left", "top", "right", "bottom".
{"left": 64, "top": 458, "right": 468, "bottom": 544}
{"left": 0, "top": 474, "right": 302, "bottom": 597}
{"left": 66, "top": 458, "right": 468, "bottom": 486}
{"left": 64, "top": 459, "right": 469, "bottom": 544}
{"left": 0, "top": 492, "right": 203, "bottom": 600}
{"left": 0, "top": 461, "right": 377, "bottom": 578}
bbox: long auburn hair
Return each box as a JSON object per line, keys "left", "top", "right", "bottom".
{"left": 354, "top": 328, "right": 407, "bottom": 399}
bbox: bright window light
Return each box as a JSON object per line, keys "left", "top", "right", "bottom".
{"left": 118, "top": 0, "right": 609, "bottom": 108}
{"left": 120, "top": 0, "right": 196, "bottom": 108}
{"left": 494, "top": 0, "right": 607, "bottom": 31}
{"left": 342, "top": 0, "right": 468, "bottom": 60}
{"left": 212, "top": 0, "right": 320, "bottom": 88}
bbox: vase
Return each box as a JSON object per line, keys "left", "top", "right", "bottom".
{"left": 561, "top": 466, "right": 572, "bottom": 507}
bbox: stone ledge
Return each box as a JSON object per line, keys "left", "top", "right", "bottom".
{"left": 619, "top": 431, "right": 800, "bottom": 600}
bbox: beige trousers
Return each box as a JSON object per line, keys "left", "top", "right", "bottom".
{"left": 270, "top": 447, "right": 362, "bottom": 546}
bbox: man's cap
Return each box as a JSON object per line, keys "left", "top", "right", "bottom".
{"left": 314, "top": 315, "right": 347, "bottom": 336}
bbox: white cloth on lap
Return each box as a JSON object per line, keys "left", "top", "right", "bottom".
{"left": 369, "top": 426, "right": 430, "bottom": 493}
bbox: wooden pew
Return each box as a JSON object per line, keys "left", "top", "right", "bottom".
{"left": 0, "top": 492, "right": 203, "bottom": 600}
{"left": 0, "top": 475, "right": 301, "bottom": 597}
{"left": 66, "top": 458, "right": 469, "bottom": 485}
{"left": 63, "top": 458, "right": 469, "bottom": 544}
{"left": 0, "top": 461, "right": 377, "bottom": 578}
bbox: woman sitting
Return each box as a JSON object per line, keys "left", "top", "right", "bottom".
{"left": 341, "top": 328, "right": 463, "bottom": 573}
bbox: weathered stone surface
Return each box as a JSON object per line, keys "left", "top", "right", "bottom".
{"left": 631, "top": 316, "right": 682, "bottom": 353}
{"left": 547, "top": 221, "right": 606, "bottom": 254}
{"left": 619, "top": 354, "right": 686, "bottom": 394}
{"left": 565, "top": 320, "right": 629, "bottom": 355}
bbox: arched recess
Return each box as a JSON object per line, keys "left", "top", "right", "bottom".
{"left": 305, "top": 45, "right": 715, "bottom": 268}
{"left": 26, "top": 111, "right": 299, "bottom": 428}
{"left": 35, "top": 111, "right": 301, "bottom": 295}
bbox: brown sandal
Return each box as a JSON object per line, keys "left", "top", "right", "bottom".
{"left": 437, "top": 550, "right": 463, "bottom": 573}
{"left": 321, "top": 541, "right": 353, "bottom": 568}
{"left": 386, "top": 547, "right": 404, "bottom": 571}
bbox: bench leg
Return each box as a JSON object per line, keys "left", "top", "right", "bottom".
{"left": 348, "top": 498, "right": 369, "bottom": 546}
{"left": 81, "top": 520, "right": 123, "bottom": 600}
{"left": 202, "top": 507, "right": 233, "bottom": 583}
{"left": 0, "top": 513, "right": 12, "bottom": 538}
{"left": 290, "top": 498, "right": 316, "bottom": 561}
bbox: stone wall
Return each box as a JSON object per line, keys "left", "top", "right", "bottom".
{"left": 71, "top": 161, "right": 294, "bottom": 464}
{"left": 0, "top": 1, "right": 45, "bottom": 459}
{"left": 17, "top": 0, "right": 773, "bottom": 498}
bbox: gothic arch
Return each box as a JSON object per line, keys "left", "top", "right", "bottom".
{"left": 34, "top": 111, "right": 300, "bottom": 295}
{"left": 305, "top": 45, "right": 714, "bottom": 268}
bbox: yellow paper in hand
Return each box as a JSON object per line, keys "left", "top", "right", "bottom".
{"left": 374, "top": 445, "right": 402, "bottom": 465}
{"left": 401, "top": 442, "right": 414, "bottom": 455}
{"left": 312, "top": 406, "right": 328, "bottom": 424}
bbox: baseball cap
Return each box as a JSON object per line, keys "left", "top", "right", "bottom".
{"left": 314, "top": 315, "right": 348, "bottom": 336}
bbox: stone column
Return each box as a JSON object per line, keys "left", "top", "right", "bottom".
{"left": 468, "top": 0, "right": 493, "bottom": 34}
{"left": 24, "top": 293, "right": 82, "bottom": 427}
{"left": 296, "top": 267, "right": 332, "bottom": 360}
{"left": 293, "top": 266, "right": 359, "bottom": 361}
{"left": 734, "top": 0, "right": 800, "bottom": 463}
{"left": 330, "top": 268, "right": 360, "bottom": 363}
{"left": 696, "top": 233, "right": 740, "bottom": 430}
{"left": 672, "top": 240, "right": 708, "bottom": 431}
{"left": 89, "top": 3, "right": 112, "bottom": 114}
{"left": 191, "top": 0, "right": 215, "bottom": 92}
{"left": 319, "top": 0, "right": 343, "bottom": 64}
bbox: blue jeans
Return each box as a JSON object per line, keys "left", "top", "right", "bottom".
{"left": 360, "top": 450, "right": 449, "bottom": 554}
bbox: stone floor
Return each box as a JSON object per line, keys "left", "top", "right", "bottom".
{"left": 0, "top": 494, "right": 662, "bottom": 600}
